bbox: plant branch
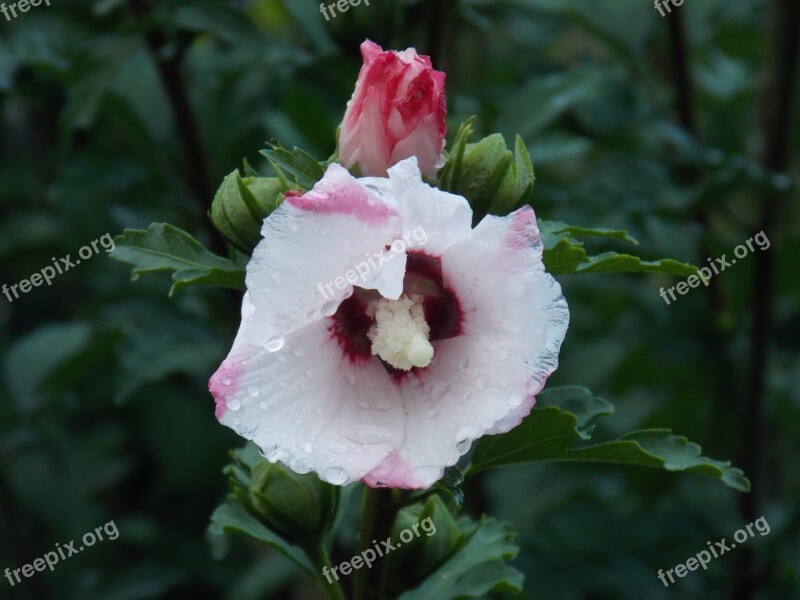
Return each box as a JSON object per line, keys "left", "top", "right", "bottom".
{"left": 737, "top": 1, "right": 799, "bottom": 598}
{"left": 306, "top": 544, "right": 347, "bottom": 600}
{"left": 353, "top": 487, "right": 401, "bottom": 600}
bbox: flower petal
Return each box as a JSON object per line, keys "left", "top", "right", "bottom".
{"left": 244, "top": 163, "right": 403, "bottom": 347}
{"left": 211, "top": 316, "right": 410, "bottom": 486}
{"left": 364, "top": 205, "right": 569, "bottom": 488}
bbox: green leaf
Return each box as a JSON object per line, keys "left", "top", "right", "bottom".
{"left": 398, "top": 518, "right": 523, "bottom": 600}
{"left": 260, "top": 144, "right": 326, "bottom": 191}
{"left": 540, "top": 220, "right": 638, "bottom": 245}
{"left": 438, "top": 117, "right": 475, "bottom": 191}
{"left": 209, "top": 496, "right": 314, "bottom": 576}
{"left": 539, "top": 222, "right": 697, "bottom": 276}
{"left": 467, "top": 386, "right": 750, "bottom": 492}
{"left": 110, "top": 223, "right": 245, "bottom": 297}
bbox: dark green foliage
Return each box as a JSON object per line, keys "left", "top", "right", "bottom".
{"left": 1, "top": 0, "right": 797, "bottom": 599}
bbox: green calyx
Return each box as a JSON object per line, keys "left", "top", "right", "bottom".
{"left": 210, "top": 170, "right": 286, "bottom": 253}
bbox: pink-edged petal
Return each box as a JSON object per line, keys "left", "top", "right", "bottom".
{"left": 211, "top": 317, "right": 409, "bottom": 485}
{"left": 364, "top": 205, "right": 569, "bottom": 488}
{"left": 244, "top": 163, "right": 402, "bottom": 346}
{"left": 387, "top": 158, "right": 473, "bottom": 256}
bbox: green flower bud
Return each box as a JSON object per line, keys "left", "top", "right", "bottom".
{"left": 438, "top": 119, "right": 535, "bottom": 219}
{"left": 248, "top": 461, "right": 339, "bottom": 544}
{"left": 210, "top": 171, "right": 285, "bottom": 253}
{"left": 385, "top": 494, "right": 465, "bottom": 595}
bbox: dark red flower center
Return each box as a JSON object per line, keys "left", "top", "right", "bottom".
{"left": 329, "top": 251, "right": 463, "bottom": 377}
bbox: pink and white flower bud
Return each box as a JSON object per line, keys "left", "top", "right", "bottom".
{"left": 338, "top": 40, "right": 447, "bottom": 178}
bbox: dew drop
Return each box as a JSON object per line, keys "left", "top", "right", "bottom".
{"left": 258, "top": 401, "right": 268, "bottom": 410}
{"left": 298, "top": 441, "right": 313, "bottom": 453}
{"left": 456, "top": 438, "right": 470, "bottom": 453}
{"left": 227, "top": 397, "right": 242, "bottom": 411}
{"left": 313, "top": 406, "right": 323, "bottom": 415}
{"left": 358, "top": 400, "right": 370, "bottom": 410}
{"left": 305, "top": 370, "right": 315, "bottom": 379}
{"left": 344, "top": 372, "right": 357, "bottom": 385}
{"left": 325, "top": 467, "right": 350, "bottom": 485}
{"left": 377, "top": 402, "right": 391, "bottom": 412}
{"left": 265, "top": 336, "right": 285, "bottom": 352}
{"left": 500, "top": 348, "right": 510, "bottom": 359}
{"left": 292, "top": 346, "right": 306, "bottom": 357}
{"left": 459, "top": 357, "right": 470, "bottom": 370}
{"left": 288, "top": 221, "right": 300, "bottom": 232}
{"left": 431, "top": 382, "right": 451, "bottom": 401}
{"left": 480, "top": 349, "right": 491, "bottom": 365}
{"left": 321, "top": 300, "right": 339, "bottom": 317}
{"left": 455, "top": 425, "right": 480, "bottom": 442}
{"left": 328, "top": 441, "right": 347, "bottom": 454}
{"left": 248, "top": 385, "right": 260, "bottom": 397}
{"left": 508, "top": 393, "right": 524, "bottom": 407}
{"left": 222, "top": 378, "right": 232, "bottom": 386}
{"left": 475, "top": 377, "right": 488, "bottom": 391}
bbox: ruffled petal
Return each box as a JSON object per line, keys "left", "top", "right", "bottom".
{"left": 243, "top": 163, "right": 403, "bottom": 347}
{"left": 211, "top": 315, "right": 410, "bottom": 486}
{"left": 363, "top": 205, "right": 569, "bottom": 488}
{"left": 387, "top": 158, "right": 473, "bottom": 256}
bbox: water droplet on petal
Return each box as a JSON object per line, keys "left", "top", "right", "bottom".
{"left": 288, "top": 221, "right": 300, "bottom": 232}
{"left": 305, "top": 370, "right": 315, "bottom": 379}
{"left": 222, "top": 378, "right": 232, "bottom": 386}
{"left": 248, "top": 385, "right": 260, "bottom": 397}
{"left": 292, "top": 346, "right": 306, "bottom": 357}
{"left": 313, "top": 405, "right": 323, "bottom": 415}
{"left": 258, "top": 401, "right": 268, "bottom": 410}
{"left": 344, "top": 372, "right": 357, "bottom": 385}
{"left": 459, "top": 357, "right": 470, "bottom": 370}
{"left": 508, "top": 393, "right": 524, "bottom": 407}
{"left": 298, "top": 441, "right": 313, "bottom": 453}
{"left": 321, "top": 300, "right": 339, "bottom": 317}
{"left": 500, "top": 348, "right": 510, "bottom": 359}
{"left": 265, "top": 336, "right": 285, "bottom": 352}
{"left": 480, "top": 349, "right": 491, "bottom": 364}
{"left": 377, "top": 402, "right": 391, "bottom": 412}
{"left": 427, "top": 408, "right": 439, "bottom": 419}
{"left": 325, "top": 467, "right": 350, "bottom": 485}
{"left": 455, "top": 424, "right": 480, "bottom": 442}
{"left": 358, "top": 400, "right": 370, "bottom": 410}
{"left": 431, "top": 382, "right": 451, "bottom": 401}
{"left": 475, "top": 377, "right": 488, "bottom": 391}
{"left": 328, "top": 441, "right": 347, "bottom": 454}
{"left": 227, "top": 397, "right": 242, "bottom": 411}
{"left": 456, "top": 438, "right": 470, "bottom": 453}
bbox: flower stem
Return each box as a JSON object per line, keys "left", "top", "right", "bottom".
{"left": 353, "top": 487, "right": 400, "bottom": 600}
{"left": 306, "top": 544, "right": 347, "bottom": 600}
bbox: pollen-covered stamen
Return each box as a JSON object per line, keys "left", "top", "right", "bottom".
{"left": 367, "top": 294, "right": 434, "bottom": 371}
